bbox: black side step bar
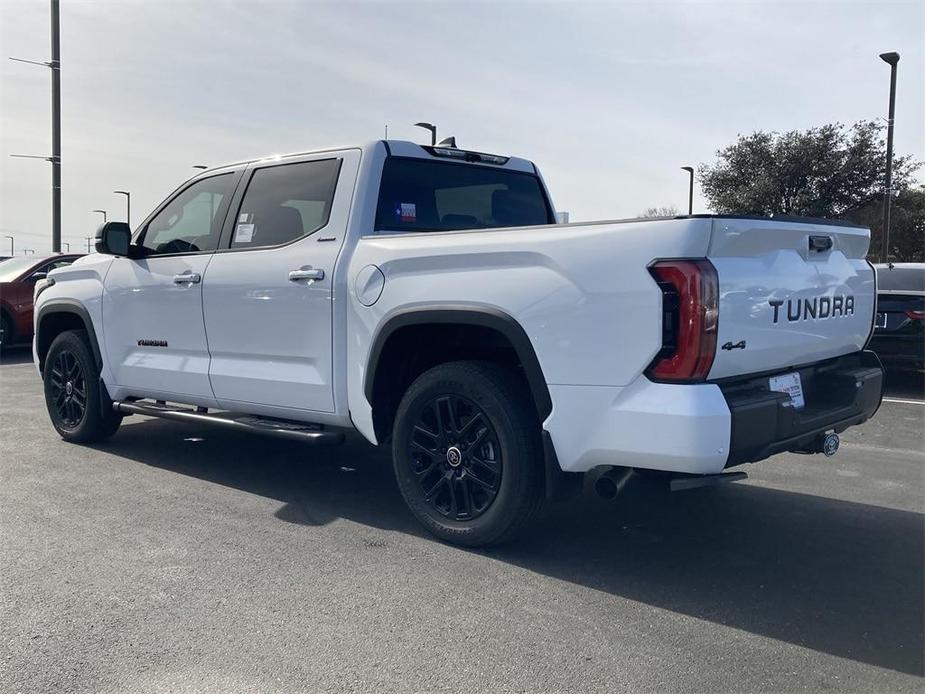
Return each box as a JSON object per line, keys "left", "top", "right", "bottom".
{"left": 112, "top": 400, "right": 345, "bottom": 445}
{"left": 670, "top": 471, "right": 747, "bottom": 492}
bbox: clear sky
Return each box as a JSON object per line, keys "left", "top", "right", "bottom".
{"left": 1, "top": 0, "right": 922, "bottom": 255}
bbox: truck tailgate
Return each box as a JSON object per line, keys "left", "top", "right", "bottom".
{"left": 707, "top": 218, "right": 875, "bottom": 380}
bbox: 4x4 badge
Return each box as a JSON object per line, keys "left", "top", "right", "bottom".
{"left": 721, "top": 340, "right": 747, "bottom": 351}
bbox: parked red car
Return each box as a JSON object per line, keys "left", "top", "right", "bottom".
{"left": 0, "top": 254, "right": 84, "bottom": 348}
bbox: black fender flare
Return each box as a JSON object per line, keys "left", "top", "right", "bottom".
{"left": 35, "top": 300, "right": 103, "bottom": 373}
{"left": 363, "top": 305, "right": 552, "bottom": 420}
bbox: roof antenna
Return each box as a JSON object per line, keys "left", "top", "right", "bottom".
{"left": 437, "top": 136, "right": 457, "bottom": 148}
{"left": 414, "top": 122, "right": 437, "bottom": 146}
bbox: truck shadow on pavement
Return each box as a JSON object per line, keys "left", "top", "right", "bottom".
{"left": 98, "top": 416, "right": 924, "bottom": 678}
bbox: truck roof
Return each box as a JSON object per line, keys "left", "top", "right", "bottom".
{"left": 195, "top": 140, "right": 538, "bottom": 176}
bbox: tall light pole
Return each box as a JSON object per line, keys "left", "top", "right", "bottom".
{"left": 681, "top": 166, "right": 694, "bottom": 215}
{"left": 51, "top": 0, "right": 61, "bottom": 253}
{"left": 414, "top": 122, "right": 437, "bottom": 146}
{"left": 84, "top": 236, "right": 93, "bottom": 253}
{"left": 3, "top": 235, "right": 12, "bottom": 256}
{"left": 114, "top": 190, "right": 131, "bottom": 226}
{"left": 879, "top": 51, "right": 899, "bottom": 263}
{"left": 92, "top": 209, "right": 107, "bottom": 223}
{"left": 8, "top": 0, "right": 62, "bottom": 252}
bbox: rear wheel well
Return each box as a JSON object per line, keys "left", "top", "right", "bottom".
{"left": 369, "top": 321, "right": 549, "bottom": 443}
{"left": 36, "top": 311, "right": 92, "bottom": 372}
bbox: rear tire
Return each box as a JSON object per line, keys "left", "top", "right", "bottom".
{"left": 43, "top": 329, "right": 122, "bottom": 443}
{"left": 392, "top": 361, "right": 544, "bottom": 547}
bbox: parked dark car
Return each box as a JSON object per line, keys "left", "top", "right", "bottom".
{"left": 0, "top": 254, "right": 84, "bottom": 348}
{"left": 870, "top": 263, "right": 924, "bottom": 371}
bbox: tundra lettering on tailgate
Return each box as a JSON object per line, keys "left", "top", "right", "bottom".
{"left": 768, "top": 295, "right": 855, "bottom": 324}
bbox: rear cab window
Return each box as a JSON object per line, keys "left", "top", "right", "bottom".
{"left": 375, "top": 157, "right": 554, "bottom": 233}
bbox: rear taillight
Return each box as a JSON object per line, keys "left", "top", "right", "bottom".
{"left": 905, "top": 309, "right": 925, "bottom": 321}
{"left": 646, "top": 259, "right": 719, "bottom": 382}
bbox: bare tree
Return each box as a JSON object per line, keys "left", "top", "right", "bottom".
{"left": 639, "top": 205, "right": 679, "bottom": 218}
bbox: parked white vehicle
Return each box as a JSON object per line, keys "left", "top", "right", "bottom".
{"left": 34, "top": 140, "right": 883, "bottom": 545}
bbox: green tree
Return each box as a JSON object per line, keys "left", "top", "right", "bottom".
{"left": 699, "top": 121, "right": 922, "bottom": 260}
{"left": 853, "top": 185, "right": 925, "bottom": 262}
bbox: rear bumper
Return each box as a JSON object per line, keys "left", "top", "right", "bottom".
{"left": 543, "top": 350, "right": 883, "bottom": 475}
{"left": 720, "top": 350, "right": 883, "bottom": 467}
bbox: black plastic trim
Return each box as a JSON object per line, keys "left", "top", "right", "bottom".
{"left": 35, "top": 300, "right": 102, "bottom": 373}
{"left": 543, "top": 431, "right": 582, "bottom": 502}
{"left": 722, "top": 350, "right": 883, "bottom": 467}
{"left": 364, "top": 305, "right": 553, "bottom": 420}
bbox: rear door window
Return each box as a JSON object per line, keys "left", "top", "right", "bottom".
{"left": 375, "top": 158, "right": 553, "bottom": 233}
{"left": 229, "top": 159, "right": 341, "bottom": 249}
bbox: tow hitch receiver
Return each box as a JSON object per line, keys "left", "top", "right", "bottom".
{"left": 670, "top": 471, "right": 748, "bottom": 492}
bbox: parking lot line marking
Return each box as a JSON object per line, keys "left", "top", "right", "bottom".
{"left": 881, "top": 397, "right": 925, "bottom": 405}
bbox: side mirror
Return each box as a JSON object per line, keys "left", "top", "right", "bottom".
{"left": 95, "top": 222, "right": 133, "bottom": 257}
{"left": 28, "top": 271, "right": 48, "bottom": 282}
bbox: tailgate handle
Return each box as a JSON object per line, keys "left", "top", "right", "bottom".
{"left": 809, "top": 235, "right": 833, "bottom": 253}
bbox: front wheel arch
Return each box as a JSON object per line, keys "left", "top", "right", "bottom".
{"left": 35, "top": 302, "right": 103, "bottom": 374}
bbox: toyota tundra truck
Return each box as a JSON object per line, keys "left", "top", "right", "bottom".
{"left": 33, "top": 140, "right": 883, "bottom": 546}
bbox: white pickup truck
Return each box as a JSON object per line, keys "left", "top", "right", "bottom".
{"left": 33, "top": 140, "right": 883, "bottom": 546}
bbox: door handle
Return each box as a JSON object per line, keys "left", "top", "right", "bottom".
{"left": 288, "top": 268, "right": 325, "bottom": 282}
{"left": 173, "top": 272, "right": 201, "bottom": 284}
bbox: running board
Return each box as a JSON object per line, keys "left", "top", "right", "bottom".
{"left": 670, "top": 471, "right": 747, "bottom": 492}
{"left": 112, "top": 400, "right": 345, "bottom": 445}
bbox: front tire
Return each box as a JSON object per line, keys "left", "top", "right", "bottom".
{"left": 43, "top": 329, "right": 122, "bottom": 443}
{"left": 392, "top": 361, "right": 544, "bottom": 547}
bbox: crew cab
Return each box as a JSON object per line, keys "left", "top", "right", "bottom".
{"left": 33, "top": 140, "right": 883, "bottom": 546}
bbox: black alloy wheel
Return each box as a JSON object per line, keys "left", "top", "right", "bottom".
{"left": 43, "top": 329, "right": 123, "bottom": 442}
{"left": 408, "top": 394, "right": 503, "bottom": 521}
{"left": 49, "top": 348, "right": 88, "bottom": 429}
{"left": 392, "top": 361, "right": 544, "bottom": 547}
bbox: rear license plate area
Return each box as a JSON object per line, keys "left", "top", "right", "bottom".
{"left": 769, "top": 372, "right": 805, "bottom": 409}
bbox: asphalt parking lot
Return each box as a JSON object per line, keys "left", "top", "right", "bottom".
{"left": 1, "top": 346, "right": 923, "bottom": 693}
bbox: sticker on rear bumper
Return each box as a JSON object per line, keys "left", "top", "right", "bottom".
{"left": 769, "top": 372, "right": 805, "bottom": 409}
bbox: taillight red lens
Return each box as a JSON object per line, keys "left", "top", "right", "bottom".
{"left": 905, "top": 309, "right": 925, "bottom": 321}
{"left": 646, "top": 260, "right": 719, "bottom": 382}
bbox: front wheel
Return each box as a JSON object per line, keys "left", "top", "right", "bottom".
{"left": 43, "top": 329, "right": 123, "bottom": 443}
{"left": 391, "top": 361, "right": 544, "bottom": 547}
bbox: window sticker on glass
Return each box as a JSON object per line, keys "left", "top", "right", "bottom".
{"left": 398, "top": 203, "right": 416, "bottom": 223}
{"left": 234, "top": 223, "right": 255, "bottom": 244}
{"left": 238, "top": 212, "right": 252, "bottom": 224}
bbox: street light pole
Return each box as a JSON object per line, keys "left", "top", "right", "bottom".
{"left": 879, "top": 51, "right": 899, "bottom": 264}
{"left": 51, "top": 0, "right": 61, "bottom": 253}
{"left": 84, "top": 236, "right": 92, "bottom": 253}
{"left": 92, "top": 209, "right": 107, "bottom": 223}
{"left": 681, "top": 166, "right": 694, "bottom": 215}
{"left": 114, "top": 190, "right": 131, "bottom": 226}
{"left": 3, "top": 235, "right": 12, "bottom": 256}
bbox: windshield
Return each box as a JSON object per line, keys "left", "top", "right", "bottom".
{"left": 375, "top": 158, "right": 553, "bottom": 233}
{"left": 0, "top": 257, "right": 40, "bottom": 283}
